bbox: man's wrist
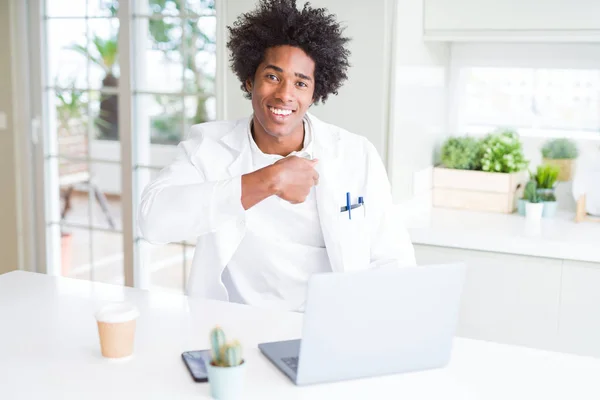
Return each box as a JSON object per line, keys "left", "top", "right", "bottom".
{"left": 262, "top": 164, "right": 281, "bottom": 197}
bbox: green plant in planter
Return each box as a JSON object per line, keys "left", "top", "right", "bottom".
{"left": 481, "top": 129, "right": 529, "bottom": 173}
{"left": 535, "top": 164, "right": 560, "bottom": 190}
{"left": 440, "top": 136, "right": 483, "bottom": 170}
{"left": 523, "top": 180, "right": 541, "bottom": 203}
{"left": 541, "top": 138, "right": 579, "bottom": 160}
{"left": 209, "top": 326, "right": 243, "bottom": 367}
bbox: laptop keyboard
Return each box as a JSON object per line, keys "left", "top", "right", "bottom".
{"left": 281, "top": 356, "right": 299, "bottom": 373}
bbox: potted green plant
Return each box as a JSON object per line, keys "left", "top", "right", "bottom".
{"left": 440, "top": 136, "right": 483, "bottom": 170}
{"left": 534, "top": 164, "right": 560, "bottom": 218}
{"left": 480, "top": 128, "right": 529, "bottom": 174}
{"left": 207, "top": 326, "right": 246, "bottom": 400}
{"left": 524, "top": 180, "right": 544, "bottom": 222}
{"left": 433, "top": 129, "right": 529, "bottom": 213}
{"left": 541, "top": 138, "right": 579, "bottom": 181}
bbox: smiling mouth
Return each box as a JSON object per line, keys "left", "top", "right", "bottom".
{"left": 268, "top": 106, "right": 295, "bottom": 117}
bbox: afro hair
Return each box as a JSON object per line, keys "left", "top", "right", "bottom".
{"left": 226, "top": 0, "right": 351, "bottom": 104}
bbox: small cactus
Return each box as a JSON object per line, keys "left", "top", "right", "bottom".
{"left": 524, "top": 180, "right": 540, "bottom": 203}
{"left": 223, "top": 341, "right": 243, "bottom": 367}
{"left": 209, "top": 326, "right": 243, "bottom": 367}
{"left": 210, "top": 326, "right": 226, "bottom": 366}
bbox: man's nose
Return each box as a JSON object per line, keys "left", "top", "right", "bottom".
{"left": 274, "top": 80, "right": 294, "bottom": 103}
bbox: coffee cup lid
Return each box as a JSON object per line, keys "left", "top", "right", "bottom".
{"left": 95, "top": 302, "right": 140, "bottom": 323}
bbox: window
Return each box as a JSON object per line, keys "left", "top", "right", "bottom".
{"left": 450, "top": 44, "right": 600, "bottom": 139}
{"left": 36, "top": 0, "right": 218, "bottom": 292}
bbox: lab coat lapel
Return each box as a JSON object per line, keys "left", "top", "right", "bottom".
{"left": 221, "top": 117, "right": 253, "bottom": 177}
{"left": 310, "top": 114, "right": 345, "bottom": 273}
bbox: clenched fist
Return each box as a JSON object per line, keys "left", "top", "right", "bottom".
{"left": 272, "top": 156, "right": 319, "bottom": 204}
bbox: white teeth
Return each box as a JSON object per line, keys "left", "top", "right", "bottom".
{"left": 269, "top": 107, "right": 292, "bottom": 116}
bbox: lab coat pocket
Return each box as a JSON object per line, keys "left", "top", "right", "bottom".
{"left": 337, "top": 206, "right": 370, "bottom": 271}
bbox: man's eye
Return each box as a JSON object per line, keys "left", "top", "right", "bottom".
{"left": 267, "top": 74, "right": 278, "bottom": 81}
{"left": 297, "top": 82, "right": 307, "bottom": 87}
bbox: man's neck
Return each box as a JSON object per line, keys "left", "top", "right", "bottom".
{"left": 251, "top": 119, "right": 305, "bottom": 157}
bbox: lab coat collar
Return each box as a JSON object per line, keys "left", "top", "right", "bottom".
{"left": 220, "top": 112, "right": 340, "bottom": 176}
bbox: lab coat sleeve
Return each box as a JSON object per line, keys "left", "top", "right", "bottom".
{"left": 138, "top": 139, "right": 245, "bottom": 244}
{"left": 365, "top": 141, "right": 417, "bottom": 267}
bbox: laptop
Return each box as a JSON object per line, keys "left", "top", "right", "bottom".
{"left": 258, "top": 263, "right": 466, "bottom": 386}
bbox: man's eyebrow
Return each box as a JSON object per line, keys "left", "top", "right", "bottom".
{"left": 295, "top": 72, "right": 312, "bottom": 82}
{"left": 264, "top": 64, "right": 313, "bottom": 82}
{"left": 264, "top": 64, "right": 284, "bottom": 73}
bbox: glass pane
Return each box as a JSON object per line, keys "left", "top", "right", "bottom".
{"left": 183, "top": 17, "right": 216, "bottom": 95}
{"left": 185, "top": 94, "right": 215, "bottom": 127}
{"left": 46, "top": 0, "right": 87, "bottom": 18}
{"left": 47, "top": 19, "right": 88, "bottom": 89}
{"left": 87, "top": 18, "right": 120, "bottom": 90}
{"left": 55, "top": 88, "right": 89, "bottom": 161}
{"left": 59, "top": 225, "right": 92, "bottom": 279}
{"left": 90, "top": 89, "right": 120, "bottom": 144}
{"left": 88, "top": 0, "right": 119, "bottom": 17}
{"left": 533, "top": 69, "right": 600, "bottom": 131}
{"left": 462, "top": 67, "right": 534, "bottom": 128}
{"left": 141, "top": 240, "right": 188, "bottom": 293}
{"left": 185, "top": 0, "right": 215, "bottom": 17}
{"left": 56, "top": 157, "right": 89, "bottom": 225}
{"left": 57, "top": 160, "right": 121, "bottom": 231}
{"left": 135, "top": 17, "right": 184, "bottom": 93}
{"left": 88, "top": 161, "right": 122, "bottom": 231}
{"left": 138, "top": 0, "right": 183, "bottom": 16}
{"left": 91, "top": 230, "right": 124, "bottom": 285}
{"left": 135, "top": 94, "right": 184, "bottom": 146}
{"left": 61, "top": 227, "right": 124, "bottom": 285}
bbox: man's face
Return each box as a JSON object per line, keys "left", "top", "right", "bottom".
{"left": 246, "top": 45, "right": 315, "bottom": 139}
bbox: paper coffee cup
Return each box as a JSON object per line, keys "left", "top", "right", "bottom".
{"left": 95, "top": 302, "right": 140, "bottom": 359}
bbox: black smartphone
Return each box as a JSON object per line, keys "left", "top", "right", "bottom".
{"left": 181, "top": 349, "right": 213, "bottom": 383}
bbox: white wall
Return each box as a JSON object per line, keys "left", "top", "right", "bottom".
{"left": 388, "top": 0, "right": 450, "bottom": 202}
{"left": 222, "top": 0, "right": 396, "bottom": 165}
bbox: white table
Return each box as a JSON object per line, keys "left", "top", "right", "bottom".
{"left": 2, "top": 271, "right": 600, "bottom": 399}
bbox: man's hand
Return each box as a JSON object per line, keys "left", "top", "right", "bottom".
{"left": 272, "top": 156, "right": 319, "bottom": 204}
{"left": 241, "top": 156, "right": 319, "bottom": 210}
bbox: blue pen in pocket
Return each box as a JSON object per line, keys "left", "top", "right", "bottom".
{"left": 346, "top": 192, "right": 351, "bottom": 220}
{"left": 358, "top": 196, "right": 364, "bottom": 217}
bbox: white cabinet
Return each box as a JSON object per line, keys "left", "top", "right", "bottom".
{"left": 557, "top": 261, "right": 600, "bottom": 358}
{"left": 415, "top": 245, "right": 562, "bottom": 350}
{"left": 423, "top": 0, "right": 600, "bottom": 41}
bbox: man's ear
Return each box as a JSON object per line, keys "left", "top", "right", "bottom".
{"left": 245, "top": 79, "right": 253, "bottom": 93}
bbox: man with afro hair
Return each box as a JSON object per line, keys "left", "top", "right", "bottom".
{"left": 139, "top": 0, "right": 416, "bottom": 311}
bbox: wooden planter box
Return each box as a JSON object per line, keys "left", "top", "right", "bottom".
{"left": 433, "top": 167, "right": 528, "bottom": 213}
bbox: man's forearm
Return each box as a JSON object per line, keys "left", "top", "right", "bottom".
{"left": 241, "top": 165, "right": 280, "bottom": 210}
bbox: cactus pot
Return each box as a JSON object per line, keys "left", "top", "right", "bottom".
{"left": 525, "top": 202, "right": 544, "bottom": 222}
{"left": 207, "top": 360, "right": 246, "bottom": 400}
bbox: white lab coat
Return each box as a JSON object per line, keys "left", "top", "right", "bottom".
{"left": 138, "top": 113, "right": 416, "bottom": 301}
